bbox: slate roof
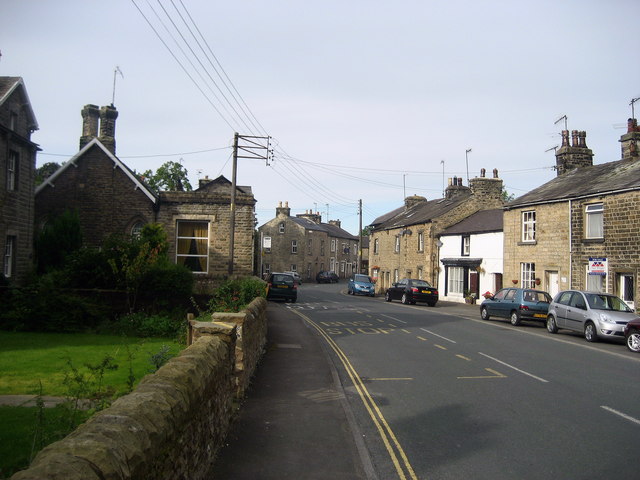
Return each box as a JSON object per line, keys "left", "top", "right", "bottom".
{"left": 506, "top": 158, "right": 640, "bottom": 209}
{"left": 289, "top": 216, "right": 357, "bottom": 240}
{"left": 370, "top": 194, "right": 472, "bottom": 231}
{"left": 0, "top": 76, "right": 39, "bottom": 130}
{"left": 439, "top": 208, "right": 503, "bottom": 236}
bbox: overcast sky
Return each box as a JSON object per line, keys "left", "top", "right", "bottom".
{"left": 2, "top": 0, "right": 639, "bottom": 235}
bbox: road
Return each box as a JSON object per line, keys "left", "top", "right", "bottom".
{"left": 287, "top": 281, "right": 640, "bottom": 480}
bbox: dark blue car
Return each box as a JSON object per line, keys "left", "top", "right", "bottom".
{"left": 480, "top": 288, "right": 552, "bottom": 326}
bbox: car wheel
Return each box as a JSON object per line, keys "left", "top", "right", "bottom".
{"left": 401, "top": 293, "right": 410, "bottom": 305}
{"left": 546, "top": 315, "right": 558, "bottom": 333}
{"left": 510, "top": 311, "right": 521, "bottom": 326}
{"left": 626, "top": 330, "right": 640, "bottom": 353}
{"left": 291, "top": 297, "right": 297, "bottom": 303}
{"left": 385, "top": 292, "right": 392, "bottom": 302}
{"left": 584, "top": 322, "right": 598, "bottom": 342}
{"left": 427, "top": 301, "right": 436, "bottom": 307}
{"left": 480, "top": 306, "right": 490, "bottom": 320}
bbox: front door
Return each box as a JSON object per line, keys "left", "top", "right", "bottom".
{"left": 547, "top": 271, "right": 559, "bottom": 298}
{"left": 619, "top": 274, "right": 634, "bottom": 309}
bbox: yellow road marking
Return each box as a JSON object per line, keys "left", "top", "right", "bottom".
{"left": 458, "top": 368, "right": 507, "bottom": 379}
{"left": 434, "top": 344, "right": 447, "bottom": 350}
{"left": 401, "top": 329, "right": 411, "bottom": 334}
{"left": 456, "top": 355, "right": 471, "bottom": 361}
{"left": 368, "top": 378, "right": 414, "bottom": 381}
{"left": 417, "top": 336, "right": 428, "bottom": 341}
{"left": 292, "top": 310, "right": 418, "bottom": 480}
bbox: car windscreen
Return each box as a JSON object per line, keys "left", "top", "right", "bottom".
{"left": 354, "top": 275, "right": 371, "bottom": 283}
{"left": 585, "top": 293, "right": 632, "bottom": 312}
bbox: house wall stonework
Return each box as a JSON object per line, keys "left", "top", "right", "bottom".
{"left": 0, "top": 79, "right": 38, "bottom": 285}
{"left": 503, "top": 202, "right": 570, "bottom": 296}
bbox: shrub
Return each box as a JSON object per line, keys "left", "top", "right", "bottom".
{"left": 110, "top": 312, "right": 186, "bottom": 339}
{"left": 35, "top": 209, "right": 83, "bottom": 273}
{"left": 207, "top": 277, "right": 266, "bottom": 313}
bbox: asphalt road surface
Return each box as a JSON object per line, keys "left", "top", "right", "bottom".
{"left": 287, "top": 281, "right": 640, "bottom": 480}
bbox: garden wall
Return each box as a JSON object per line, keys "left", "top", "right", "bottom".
{"left": 11, "top": 297, "right": 268, "bottom": 480}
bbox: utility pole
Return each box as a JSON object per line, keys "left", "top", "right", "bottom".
{"left": 358, "top": 199, "right": 363, "bottom": 274}
{"left": 227, "top": 133, "right": 271, "bottom": 276}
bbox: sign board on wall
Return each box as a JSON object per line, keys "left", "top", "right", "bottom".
{"left": 588, "top": 257, "right": 607, "bottom": 275}
{"left": 263, "top": 236, "right": 271, "bottom": 249}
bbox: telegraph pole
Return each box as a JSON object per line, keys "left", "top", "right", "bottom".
{"left": 358, "top": 199, "right": 363, "bottom": 274}
{"left": 227, "top": 133, "right": 271, "bottom": 276}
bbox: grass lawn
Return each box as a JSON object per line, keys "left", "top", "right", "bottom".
{"left": 0, "top": 331, "right": 183, "bottom": 396}
{"left": 0, "top": 331, "right": 184, "bottom": 478}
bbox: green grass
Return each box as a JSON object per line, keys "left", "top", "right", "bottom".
{"left": 0, "top": 331, "right": 184, "bottom": 478}
{"left": 0, "top": 331, "right": 183, "bottom": 396}
{"left": 0, "top": 405, "right": 91, "bottom": 478}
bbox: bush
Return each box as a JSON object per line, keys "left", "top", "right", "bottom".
{"left": 109, "top": 312, "right": 186, "bottom": 339}
{"left": 207, "top": 277, "right": 266, "bottom": 313}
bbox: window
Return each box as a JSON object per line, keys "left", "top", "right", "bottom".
{"left": 521, "top": 262, "right": 535, "bottom": 288}
{"left": 290, "top": 264, "right": 297, "bottom": 272}
{"left": 331, "top": 239, "right": 336, "bottom": 252}
{"left": 372, "top": 267, "right": 379, "bottom": 279}
{"left": 307, "top": 239, "right": 312, "bottom": 255}
{"left": 395, "top": 236, "right": 400, "bottom": 253}
{"left": 291, "top": 240, "right": 298, "bottom": 254}
{"left": 448, "top": 266, "right": 464, "bottom": 294}
{"left": 342, "top": 242, "right": 347, "bottom": 254}
{"left": 394, "top": 269, "right": 399, "bottom": 283}
{"left": 6, "top": 151, "right": 18, "bottom": 191}
{"left": 462, "top": 235, "right": 470, "bottom": 256}
{"left": 585, "top": 203, "right": 603, "bottom": 239}
{"left": 417, "top": 266, "right": 423, "bottom": 280}
{"left": 9, "top": 112, "right": 18, "bottom": 130}
{"left": 586, "top": 267, "right": 605, "bottom": 293}
{"left": 373, "top": 238, "right": 379, "bottom": 254}
{"left": 264, "top": 263, "right": 271, "bottom": 276}
{"left": 131, "top": 221, "right": 144, "bottom": 239}
{"left": 3, "top": 236, "right": 15, "bottom": 278}
{"left": 320, "top": 240, "right": 325, "bottom": 256}
{"left": 418, "top": 232, "right": 424, "bottom": 252}
{"left": 522, "top": 211, "right": 536, "bottom": 242}
{"left": 176, "top": 221, "right": 209, "bottom": 273}
{"left": 278, "top": 222, "right": 285, "bottom": 234}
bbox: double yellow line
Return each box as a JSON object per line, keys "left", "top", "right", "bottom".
{"left": 293, "top": 310, "right": 418, "bottom": 480}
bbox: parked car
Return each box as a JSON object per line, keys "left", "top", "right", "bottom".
{"left": 266, "top": 272, "right": 297, "bottom": 302}
{"left": 385, "top": 278, "right": 438, "bottom": 306}
{"left": 480, "top": 288, "right": 552, "bottom": 326}
{"left": 316, "top": 271, "right": 339, "bottom": 283}
{"left": 546, "top": 290, "right": 638, "bottom": 342}
{"left": 347, "top": 274, "right": 375, "bottom": 296}
{"left": 624, "top": 318, "right": 640, "bottom": 352}
{"left": 284, "top": 271, "right": 302, "bottom": 285}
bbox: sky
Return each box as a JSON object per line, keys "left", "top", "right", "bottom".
{"left": 2, "top": 0, "right": 639, "bottom": 235}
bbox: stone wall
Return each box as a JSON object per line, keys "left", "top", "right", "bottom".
{"left": 11, "top": 297, "right": 268, "bottom": 480}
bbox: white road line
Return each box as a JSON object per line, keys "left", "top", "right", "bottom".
{"left": 478, "top": 352, "right": 549, "bottom": 383}
{"left": 420, "top": 328, "right": 457, "bottom": 344}
{"left": 601, "top": 406, "right": 640, "bottom": 426}
{"left": 381, "top": 314, "right": 407, "bottom": 324}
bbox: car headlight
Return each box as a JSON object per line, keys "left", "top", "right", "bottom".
{"left": 599, "top": 314, "right": 613, "bottom": 324}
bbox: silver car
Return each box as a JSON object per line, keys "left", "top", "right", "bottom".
{"left": 546, "top": 290, "right": 639, "bottom": 342}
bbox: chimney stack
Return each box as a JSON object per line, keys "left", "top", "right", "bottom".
{"left": 79, "top": 104, "right": 99, "bottom": 150}
{"left": 620, "top": 118, "right": 640, "bottom": 159}
{"left": 555, "top": 128, "right": 593, "bottom": 176}
{"left": 276, "top": 201, "right": 291, "bottom": 217}
{"left": 98, "top": 105, "right": 118, "bottom": 154}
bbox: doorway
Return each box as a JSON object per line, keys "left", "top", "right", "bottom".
{"left": 618, "top": 273, "right": 634, "bottom": 309}
{"left": 546, "top": 271, "right": 559, "bottom": 298}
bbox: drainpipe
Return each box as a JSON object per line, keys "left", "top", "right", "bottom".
{"left": 569, "top": 199, "right": 572, "bottom": 289}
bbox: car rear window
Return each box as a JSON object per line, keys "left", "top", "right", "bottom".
{"left": 411, "top": 280, "right": 432, "bottom": 287}
{"left": 272, "top": 274, "right": 294, "bottom": 285}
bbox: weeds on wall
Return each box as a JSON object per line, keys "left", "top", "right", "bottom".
{"left": 204, "top": 277, "right": 266, "bottom": 314}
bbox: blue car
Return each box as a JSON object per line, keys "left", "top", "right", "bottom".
{"left": 480, "top": 287, "right": 552, "bottom": 326}
{"left": 347, "top": 274, "right": 375, "bottom": 297}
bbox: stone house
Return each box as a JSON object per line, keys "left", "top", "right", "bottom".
{"left": 257, "top": 202, "right": 358, "bottom": 281}
{"left": 0, "top": 77, "right": 39, "bottom": 285}
{"left": 368, "top": 170, "right": 503, "bottom": 294}
{"left": 35, "top": 104, "right": 255, "bottom": 285}
{"left": 503, "top": 122, "right": 640, "bottom": 307}
{"left": 437, "top": 208, "right": 503, "bottom": 303}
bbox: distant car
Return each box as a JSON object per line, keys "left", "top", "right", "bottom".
{"left": 284, "top": 271, "right": 302, "bottom": 285}
{"left": 624, "top": 318, "right": 640, "bottom": 352}
{"left": 347, "top": 274, "right": 375, "bottom": 296}
{"left": 480, "top": 288, "right": 552, "bottom": 326}
{"left": 266, "top": 272, "right": 297, "bottom": 302}
{"left": 385, "top": 278, "right": 438, "bottom": 307}
{"left": 546, "top": 290, "right": 638, "bottom": 342}
{"left": 316, "top": 271, "right": 339, "bottom": 283}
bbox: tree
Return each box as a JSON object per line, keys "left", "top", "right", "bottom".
{"left": 35, "top": 209, "right": 83, "bottom": 273}
{"left": 141, "top": 161, "right": 192, "bottom": 192}
{"left": 501, "top": 187, "right": 515, "bottom": 203}
{"left": 35, "top": 162, "right": 61, "bottom": 186}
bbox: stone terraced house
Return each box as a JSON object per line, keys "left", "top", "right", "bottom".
{"left": 0, "top": 77, "right": 39, "bottom": 285}
{"left": 35, "top": 104, "right": 255, "bottom": 286}
{"left": 503, "top": 121, "right": 640, "bottom": 308}
{"left": 257, "top": 202, "right": 358, "bottom": 281}
{"left": 368, "top": 170, "right": 504, "bottom": 294}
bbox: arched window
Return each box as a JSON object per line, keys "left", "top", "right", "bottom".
{"left": 131, "top": 221, "right": 144, "bottom": 239}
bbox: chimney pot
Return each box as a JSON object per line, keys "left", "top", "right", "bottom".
{"left": 571, "top": 130, "right": 579, "bottom": 147}
{"left": 480, "top": 168, "right": 486, "bottom": 178}
{"left": 493, "top": 168, "right": 499, "bottom": 178}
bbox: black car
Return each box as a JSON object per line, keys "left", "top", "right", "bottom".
{"left": 266, "top": 272, "right": 297, "bottom": 302}
{"left": 385, "top": 278, "right": 438, "bottom": 307}
{"left": 316, "top": 271, "right": 339, "bottom": 283}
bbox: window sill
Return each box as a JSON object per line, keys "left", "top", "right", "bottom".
{"left": 582, "top": 238, "right": 604, "bottom": 244}
{"left": 517, "top": 241, "right": 537, "bottom": 246}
